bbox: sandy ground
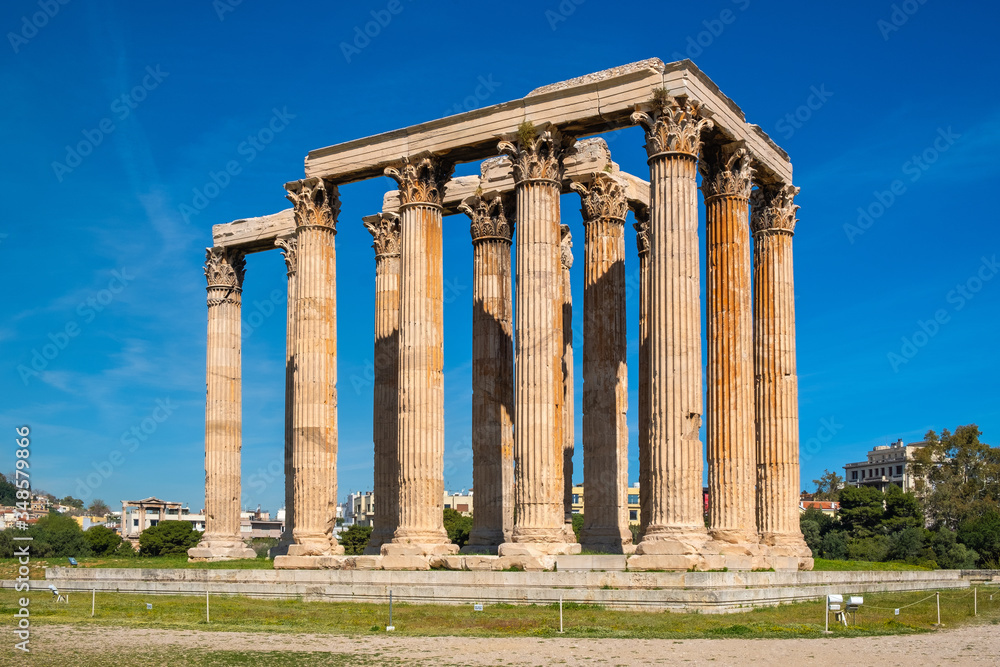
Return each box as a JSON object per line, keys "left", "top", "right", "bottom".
{"left": 21, "top": 622, "right": 1000, "bottom": 665}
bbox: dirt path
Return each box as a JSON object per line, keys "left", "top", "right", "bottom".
{"left": 19, "top": 622, "right": 999, "bottom": 665}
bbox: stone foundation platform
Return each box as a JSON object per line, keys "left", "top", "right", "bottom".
{"left": 38, "top": 566, "right": 975, "bottom": 614}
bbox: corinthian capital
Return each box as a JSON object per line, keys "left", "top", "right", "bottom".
{"left": 700, "top": 145, "right": 755, "bottom": 199}
{"left": 204, "top": 247, "right": 246, "bottom": 291}
{"left": 275, "top": 236, "right": 298, "bottom": 276}
{"left": 570, "top": 172, "right": 628, "bottom": 224}
{"left": 560, "top": 224, "right": 573, "bottom": 270}
{"left": 363, "top": 212, "right": 401, "bottom": 258}
{"left": 750, "top": 184, "right": 800, "bottom": 235}
{"left": 497, "top": 124, "right": 576, "bottom": 183}
{"left": 384, "top": 155, "right": 454, "bottom": 206}
{"left": 285, "top": 177, "right": 340, "bottom": 231}
{"left": 631, "top": 93, "right": 713, "bottom": 158}
{"left": 459, "top": 192, "right": 514, "bottom": 244}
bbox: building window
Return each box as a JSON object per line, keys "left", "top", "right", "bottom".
{"left": 572, "top": 494, "right": 580, "bottom": 504}
{"left": 628, "top": 495, "right": 639, "bottom": 505}
{"left": 861, "top": 470, "right": 865, "bottom": 479}
{"left": 896, "top": 465, "right": 903, "bottom": 475}
{"left": 629, "top": 510, "right": 638, "bottom": 521}
{"left": 851, "top": 471, "right": 857, "bottom": 480}
{"left": 444, "top": 504, "right": 451, "bottom": 509}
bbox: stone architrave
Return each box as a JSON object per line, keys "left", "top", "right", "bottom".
{"left": 629, "top": 95, "right": 715, "bottom": 569}
{"left": 284, "top": 177, "right": 344, "bottom": 557}
{"left": 189, "top": 247, "right": 256, "bottom": 561}
{"left": 459, "top": 193, "right": 515, "bottom": 553}
{"left": 751, "top": 184, "right": 813, "bottom": 570}
{"left": 271, "top": 236, "right": 298, "bottom": 558}
{"left": 701, "top": 145, "right": 761, "bottom": 566}
{"left": 633, "top": 206, "right": 651, "bottom": 539}
{"left": 571, "top": 173, "right": 632, "bottom": 553}
{"left": 560, "top": 223, "right": 575, "bottom": 540}
{"left": 383, "top": 155, "right": 458, "bottom": 557}
{"left": 498, "top": 126, "right": 581, "bottom": 556}
{"left": 363, "top": 213, "right": 402, "bottom": 555}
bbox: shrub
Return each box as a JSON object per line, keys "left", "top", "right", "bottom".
{"left": 443, "top": 508, "right": 472, "bottom": 548}
{"left": 84, "top": 525, "right": 123, "bottom": 556}
{"left": 29, "top": 513, "right": 90, "bottom": 558}
{"left": 247, "top": 537, "right": 278, "bottom": 558}
{"left": 138, "top": 520, "right": 201, "bottom": 556}
{"left": 820, "top": 530, "right": 848, "bottom": 560}
{"left": 339, "top": 525, "right": 372, "bottom": 555}
{"left": 847, "top": 535, "right": 891, "bottom": 562}
{"left": 957, "top": 510, "right": 1000, "bottom": 567}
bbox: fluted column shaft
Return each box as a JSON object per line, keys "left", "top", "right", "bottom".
{"left": 752, "top": 185, "right": 810, "bottom": 563}
{"left": 573, "top": 174, "right": 631, "bottom": 551}
{"left": 276, "top": 237, "right": 297, "bottom": 549}
{"left": 703, "top": 148, "right": 757, "bottom": 545}
{"left": 364, "top": 214, "right": 401, "bottom": 554}
{"left": 560, "top": 225, "right": 575, "bottom": 533}
{"left": 462, "top": 193, "right": 515, "bottom": 550}
{"left": 634, "top": 214, "right": 651, "bottom": 537}
{"left": 386, "top": 156, "right": 455, "bottom": 551}
{"left": 286, "top": 177, "right": 343, "bottom": 557}
{"left": 201, "top": 248, "right": 246, "bottom": 547}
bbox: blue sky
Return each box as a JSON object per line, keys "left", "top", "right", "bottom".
{"left": 2, "top": 0, "right": 997, "bottom": 514}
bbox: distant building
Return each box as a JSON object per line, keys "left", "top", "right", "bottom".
{"left": 338, "top": 490, "right": 474, "bottom": 528}
{"left": 800, "top": 500, "right": 839, "bottom": 517}
{"left": 844, "top": 438, "right": 928, "bottom": 492}
{"left": 570, "top": 484, "right": 642, "bottom": 525}
{"left": 443, "top": 490, "right": 473, "bottom": 515}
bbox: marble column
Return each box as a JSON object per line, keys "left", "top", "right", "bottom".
{"left": 284, "top": 177, "right": 343, "bottom": 557}
{"left": 560, "top": 224, "right": 575, "bottom": 540}
{"left": 571, "top": 173, "right": 632, "bottom": 553}
{"left": 498, "top": 125, "right": 580, "bottom": 556}
{"left": 459, "top": 193, "right": 515, "bottom": 552}
{"left": 701, "top": 145, "right": 761, "bottom": 564}
{"left": 189, "top": 247, "right": 256, "bottom": 561}
{"left": 751, "top": 183, "right": 813, "bottom": 570}
{"left": 633, "top": 206, "right": 651, "bottom": 538}
{"left": 271, "top": 236, "right": 298, "bottom": 558}
{"left": 363, "top": 213, "right": 402, "bottom": 555}
{"left": 384, "top": 155, "right": 458, "bottom": 555}
{"left": 630, "top": 95, "right": 714, "bottom": 568}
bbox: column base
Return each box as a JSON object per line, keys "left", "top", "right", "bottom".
{"left": 363, "top": 527, "right": 394, "bottom": 556}
{"left": 580, "top": 526, "right": 636, "bottom": 554}
{"left": 760, "top": 532, "right": 814, "bottom": 570}
{"left": 267, "top": 540, "right": 293, "bottom": 559}
{"left": 461, "top": 527, "right": 505, "bottom": 554}
{"left": 286, "top": 540, "right": 345, "bottom": 557}
{"left": 188, "top": 539, "right": 256, "bottom": 562}
{"left": 498, "top": 542, "right": 581, "bottom": 557}
{"left": 629, "top": 527, "right": 710, "bottom": 570}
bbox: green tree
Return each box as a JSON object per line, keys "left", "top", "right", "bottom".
{"left": 86, "top": 499, "right": 110, "bottom": 517}
{"left": 881, "top": 485, "right": 924, "bottom": 533}
{"left": 957, "top": 510, "right": 1000, "bottom": 567}
{"left": 837, "top": 486, "right": 884, "bottom": 537}
{"left": 812, "top": 469, "right": 844, "bottom": 501}
{"left": 847, "top": 535, "right": 890, "bottom": 562}
{"left": 28, "top": 513, "right": 90, "bottom": 558}
{"left": 339, "top": 525, "right": 373, "bottom": 555}
{"left": 886, "top": 527, "right": 927, "bottom": 563}
{"left": 84, "top": 525, "right": 122, "bottom": 556}
{"left": 58, "top": 496, "right": 85, "bottom": 510}
{"left": 801, "top": 520, "right": 822, "bottom": 555}
{"left": 800, "top": 507, "right": 835, "bottom": 534}
{"left": 820, "top": 531, "right": 848, "bottom": 560}
{"left": 443, "top": 508, "right": 472, "bottom": 548}
{"left": 138, "top": 520, "right": 201, "bottom": 556}
{"left": 0, "top": 473, "right": 18, "bottom": 505}
{"left": 912, "top": 425, "right": 1000, "bottom": 529}
{"left": 928, "top": 527, "right": 978, "bottom": 569}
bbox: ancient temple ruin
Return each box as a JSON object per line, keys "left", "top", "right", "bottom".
{"left": 188, "top": 58, "right": 813, "bottom": 571}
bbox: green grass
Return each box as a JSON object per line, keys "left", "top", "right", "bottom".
{"left": 813, "top": 558, "right": 934, "bottom": 571}
{"left": 4, "top": 585, "right": 998, "bottom": 641}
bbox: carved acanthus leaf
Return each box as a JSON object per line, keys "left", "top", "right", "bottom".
{"left": 285, "top": 177, "right": 340, "bottom": 230}
{"left": 204, "top": 247, "right": 246, "bottom": 290}
{"left": 560, "top": 224, "right": 573, "bottom": 269}
{"left": 363, "top": 213, "right": 401, "bottom": 258}
{"left": 275, "top": 236, "right": 298, "bottom": 275}
{"left": 459, "top": 192, "right": 514, "bottom": 243}
{"left": 570, "top": 172, "right": 628, "bottom": 223}
{"left": 700, "top": 146, "right": 755, "bottom": 199}
{"left": 497, "top": 126, "right": 575, "bottom": 182}
{"left": 631, "top": 94, "right": 713, "bottom": 157}
{"left": 384, "top": 155, "right": 454, "bottom": 206}
{"left": 750, "top": 184, "right": 800, "bottom": 235}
